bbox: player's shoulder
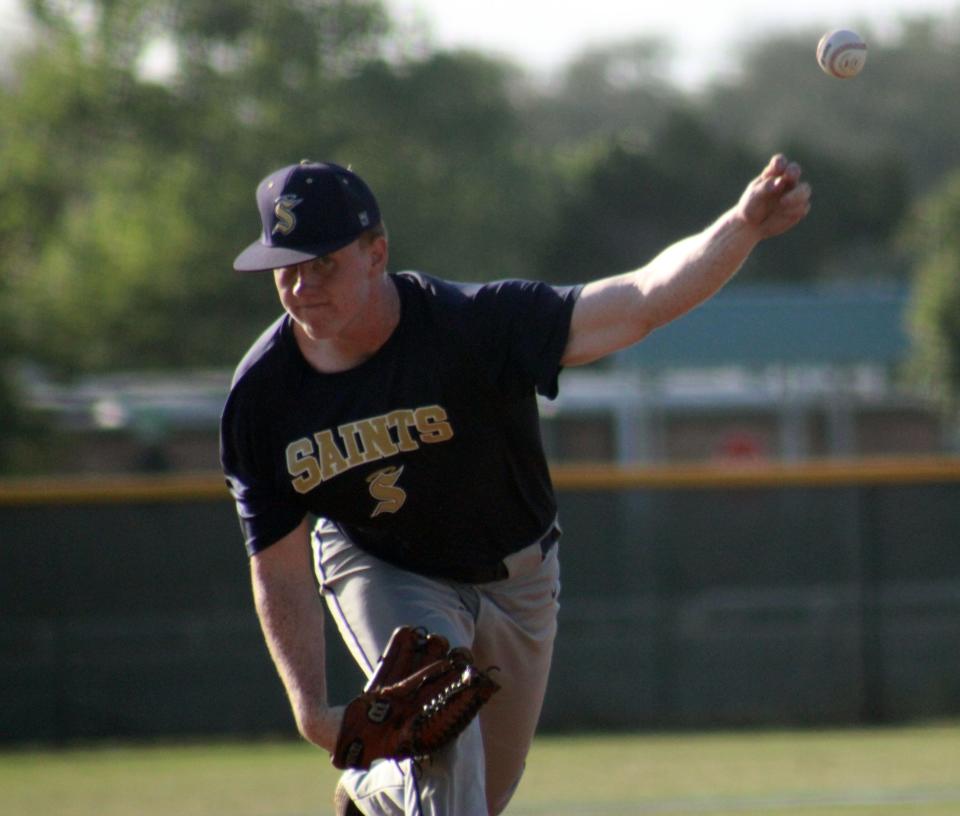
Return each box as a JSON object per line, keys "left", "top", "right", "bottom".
{"left": 392, "top": 270, "right": 552, "bottom": 311}
{"left": 227, "top": 313, "right": 290, "bottom": 395}
{"left": 393, "top": 270, "right": 478, "bottom": 303}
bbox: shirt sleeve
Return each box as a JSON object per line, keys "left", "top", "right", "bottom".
{"left": 471, "top": 279, "right": 583, "bottom": 399}
{"left": 220, "top": 388, "right": 306, "bottom": 556}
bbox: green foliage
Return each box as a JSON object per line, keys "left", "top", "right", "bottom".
{"left": 0, "top": 0, "right": 957, "bottom": 387}
{"left": 18, "top": 148, "right": 241, "bottom": 370}
{"left": 750, "top": 141, "right": 911, "bottom": 284}
{"left": 536, "top": 111, "right": 910, "bottom": 284}
{"left": 519, "top": 36, "right": 684, "bottom": 149}
{"left": 702, "top": 20, "right": 960, "bottom": 195}
{"left": 904, "top": 170, "right": 960, "bottom": 406}
{"left": 2, "top": 0, "right": 559, "bottom": 379}
{"left": 537, "top": 110, "right": 756, "bottom": 282}
{"left": 336, "top": 52, "right": 558, "bottom": 281}
{"left": 0, "top": 275, "right": 29, "bottom": 470}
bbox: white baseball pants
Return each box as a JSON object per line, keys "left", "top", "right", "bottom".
{"left": 312, "top": 518, "right": 561, "bottom": 816}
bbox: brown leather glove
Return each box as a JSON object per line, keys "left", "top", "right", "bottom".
{"left": 332, "top": 626, "right": 500, "bottom": 770}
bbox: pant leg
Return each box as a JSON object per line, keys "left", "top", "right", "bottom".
{"left": 312, "top": 519, "right": 486, "bottom": 816}
{"left": 341, "top": 727, "right": 486, "bottom": 816}
{"left": 473, "top": 544, "right": 561, "bottom": 815}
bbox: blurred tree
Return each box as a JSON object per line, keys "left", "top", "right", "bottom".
{"left": 0, "top": 376, "right": 28, "bottom": 472}
{"left": 536, "top": 109, "right": 910, "bottom": 285}
{"left": 904, "top": 170, "right": 960, "bottom": 408}
{"left": 2, "top": 0, "right": 553, "bottom": 375}
{"left": 16, "top": 145, "right": 273, "bottom": 371}
{"left": 0, "top": 1, "right": 957, "bottom": 383}
{"left": 536, "top": 110, "right": 754, "bottom": 283}
{"left": 518, "top": 37, "right": 685, "bottom": 149}
{"left": 0, "top": 262, "right": 49, "bottom": 473}
{"left": 0, "top": 276, "right": 26, "bottom": 471}
{"left": 0, "top": 35, "right": 278, "bottom": 372}
{"left": 336, "top": 51, "right": 558, "bottom": 281}
{"left": 751, "top": 140, "right": 911, "bottom": 284}
{"left": 701, "top": 18, "right": 960, "bottom": 195}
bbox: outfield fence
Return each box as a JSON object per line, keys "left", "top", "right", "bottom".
{"left": 2, "top": 457, "right": 959, "bottom": 742}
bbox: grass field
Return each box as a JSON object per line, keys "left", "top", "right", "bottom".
{"left": 3, "top": 723, "right": 959, "bottom": 815}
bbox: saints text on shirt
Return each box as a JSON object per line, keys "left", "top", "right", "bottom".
{"left": 284, "top": 405, "right": 454, "bottom": 494}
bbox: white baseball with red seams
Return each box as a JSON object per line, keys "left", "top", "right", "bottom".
{"left": 817, "top": 29, "right": 867, "bottom": 79}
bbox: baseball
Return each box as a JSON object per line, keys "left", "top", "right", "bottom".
{"left": 816, "top": 29, "right": 867, "bottom": 78}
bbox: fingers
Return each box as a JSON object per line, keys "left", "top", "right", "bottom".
{"left": 766, "top": 159, "right": 802, "bottom": 193}
{"left": 738, "top": 154, "right": 811, "bottom": 235}
{"left": 761, "top": 153, "right": 789, "bottom": 179}
{"left": 766, "top": 180, "right": 813, "bottom": 234}
{"left": 759, "top": 153, "right": 801, "bottom": 184}
{"left": 771, "top": 174, "right": 811, "bottom": 211}
{"left": 784, "top": 181, "right": 813, "bottom": 215}
{"left": 784, "top": 180, "right": 812, "bottom": 203}
{"left": 753, "top": 159, "right": 807, "bottom": 222}
{"left": 782, "top": 162, "right": 802, "bottom": 185}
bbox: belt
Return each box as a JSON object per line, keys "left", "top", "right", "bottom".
{"left": 463, "top": 524, "right": 560, "bottom": 584}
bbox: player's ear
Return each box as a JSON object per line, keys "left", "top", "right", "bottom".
{"left": 368, "top": 234, "right": 388, "bottom": 273}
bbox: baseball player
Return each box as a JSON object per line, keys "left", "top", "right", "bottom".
{"left": 220, "top": 155, "right": 811, "bottom": 815}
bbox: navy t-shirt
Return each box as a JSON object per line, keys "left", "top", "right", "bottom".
{"left": 220, "top": 271, "right": 581, "bottom": 581}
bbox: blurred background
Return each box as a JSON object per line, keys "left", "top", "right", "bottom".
{"left": 2, "top": 0, "right": 960, "bottom": 471}
{"left": 2, "top": 0, "right": 959, "bottom": 747}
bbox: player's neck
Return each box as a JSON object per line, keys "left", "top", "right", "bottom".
{"left": 293, "top": 276, "right": 401, "bottom": 374}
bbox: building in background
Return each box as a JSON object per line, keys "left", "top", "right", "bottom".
{"left": 541, "top": 285, "right": 949, "bottom": 463}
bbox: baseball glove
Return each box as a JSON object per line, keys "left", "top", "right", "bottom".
{"left": 332, "top": 626, "right": 500, "bottom": 770}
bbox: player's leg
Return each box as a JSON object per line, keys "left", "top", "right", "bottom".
{"left": 312, "top": 518, "right": 487, "bottom": 815}
{"left": 472, "top": 543, "right": 561, "bottom": 814}
{"left": 337, "top": 729, "right": 485, "bottom": 816}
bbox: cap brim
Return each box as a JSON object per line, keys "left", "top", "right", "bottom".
{"left": 232, "top": 234, "right": 360, "bottom": 272}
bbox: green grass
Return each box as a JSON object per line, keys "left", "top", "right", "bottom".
{"left": 3, "top": 724, "right": 959, "bottom": 815}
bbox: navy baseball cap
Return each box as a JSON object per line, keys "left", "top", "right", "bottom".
{"left": 233, "top": 160, "right": 381, "bottom": 272}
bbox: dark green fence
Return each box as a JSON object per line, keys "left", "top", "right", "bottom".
{"left": 2, "top": 461, "right": 959, "bottom": 743}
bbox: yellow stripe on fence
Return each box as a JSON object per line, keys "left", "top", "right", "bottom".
{"left": 0, "top": 472, "right": 231, "bottom": 505}
{"left": 550, "top": 456, "right": 960, "bottom": 490}
{"left": 2, "top": 456, "right": 960, "bottom": 506}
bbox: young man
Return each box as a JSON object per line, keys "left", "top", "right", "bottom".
{"left": 221, "top": 156, "right": 811, "bottom": 815}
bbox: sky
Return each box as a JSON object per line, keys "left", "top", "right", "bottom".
{"left": 0, "top": 0, "right": 956, "bottom": 88}
{"left": 385, "top": 0, "right": 959, "bottom": 87}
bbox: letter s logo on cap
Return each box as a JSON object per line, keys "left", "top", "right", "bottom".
{"left": 272, "top": 194, "right": 303, "bottom": 236}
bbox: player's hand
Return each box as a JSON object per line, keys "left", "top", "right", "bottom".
{"left": 332, "top": 626, "right": 500, "bottom": 770}
{"left": 736, "top": 154, "right": 812, "bottom": 239}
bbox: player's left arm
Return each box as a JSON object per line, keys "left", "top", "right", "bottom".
{"left": 250, "top": 518, "right": 344, "bottom": 751}
{"left": 561, "top": 154, "right": 812, "bottom": 367}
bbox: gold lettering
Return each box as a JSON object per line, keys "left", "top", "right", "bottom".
{"left": 415, "top": 405, "right": 454, "bottom": 443}
{"left": 286, "top": 438, "right": 322, "bottom": 494}
{"left": 356, "top": 416, "right": 400, "bottom": 461}
{"left": 314, "top": 429, "right": 350, "bottom": 480}
{"left": 287, "top": 404, "right": 454, "bottom": 491}
{"left": 387, "top": 409, "right": 419, "bottom": 452}
{"left": 337, "top": 422, "right": 367, "bottom": 468}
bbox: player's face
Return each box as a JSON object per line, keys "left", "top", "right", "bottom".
{"left": 273, "top": 238, "right": 384, "bottom": 341}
